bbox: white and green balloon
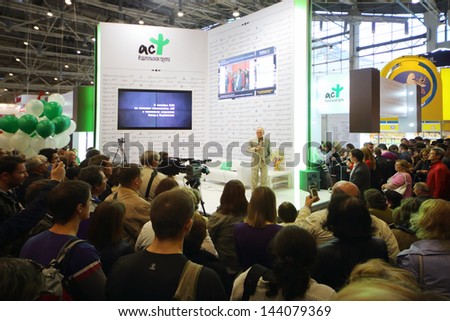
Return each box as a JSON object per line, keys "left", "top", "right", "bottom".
{"left": 0, "top": 95, "right": 76, "bottom": 154}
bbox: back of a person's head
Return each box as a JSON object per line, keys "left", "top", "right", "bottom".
{"left": 0, "top": 155, "right": 24, "bottom": 175}
{"left": 384, "top": 189, "right": 403, "bottom": 209}
{"left": 88, "top": 154, "right": 110, "bottom": 166}
{"left": 150, "top": 188, "right": 194, "bottom": 240}
{"left": 218, "top": 179, "right": 248, "bottom": 216}
{"left": 350, "top": 148, "right": 364, "bottom": 162}
{"left": 85, "top": 148, "right": 100, "bottom": 159}
{"left": 411, "top": 199, "right": 450, "bottom": 240}
{"left": 183, "top": 213, "right": 207, "bottom": 256}
{"left": 349, "top": 259, "right": 418, "bottom": 289}
{"left": 334, "top": 278, "right": 423, "bottom": 301}
{"left": 88, "top": 200, "right": 126, "bottom": 248}
{"left": 38, "top": 148, "right": 57, "bottom": 162}
{"left": 268, "top": 226, "right": 316, "bottom": 300}
{"left": 246, "top": 186, "right": 277, "bottom": 228}
{"left": 140, "top": 150, "right": 160, "bottom": 166}
{"left": 414, "top": 182, "right": 429, "bottom": 195}
{"left": 154, "top": 177, "right": 179, "bottom": 197}
{"left": 364, "top": 189, "right": 387, "bottom": 211}
{"left": 388, "top": 144, "right": 399, "bottom": 153}
{"left": 332, "top": 180, "right": 360, "bottom": 198}
{"left": 117, "top": 163, "right": 141, "bottom": 187}
{"left": 374, "top": 147, "right": 382, "bottom": 157}
{"left": 24, "top": 179, "right": 54, "bottom": 207}
{"left": 393, "top": 197, "right": 422, "bottom": 226}
{"left": 377, "top": 143, "right": 387, "bottom": 150}
{"left": 0, "top": 257, "right": 45, "bottom": 300}
{"left": 324, "top": 193, "right": 373, "bottom": 241}
{"left": 47, "top": 180, "right": 91, "bottom": 224}
{"left": 77, "top": 165, "right": 102, "bottom": 189}
{"left": 278, "top": 202, "right": 297, "bottom": 223}
{"left": 25, "top": 155, "right": 47, "bottom": 172}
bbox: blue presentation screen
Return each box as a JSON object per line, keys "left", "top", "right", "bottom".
{"left": 117, "top": 89, "right": 192, "bottom": 130}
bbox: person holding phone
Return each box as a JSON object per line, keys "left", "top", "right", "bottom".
{"left": 247, "top": 127, "right": 271, "bottom": 190}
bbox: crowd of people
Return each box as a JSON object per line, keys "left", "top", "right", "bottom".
{"left": 0, "top": 135, "right": 449, "bottom": 301}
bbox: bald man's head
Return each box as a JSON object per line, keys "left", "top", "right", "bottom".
{"left": 332, "top": 181, "right": 360, "bottom": 198}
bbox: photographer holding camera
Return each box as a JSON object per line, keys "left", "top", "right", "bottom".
{"left": 139, "top": 151, "right": 167, "bottom": 202}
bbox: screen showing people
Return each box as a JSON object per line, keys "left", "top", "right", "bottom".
{"left": 218, "top": 47, "right": 277, "bottom": 100}
{"left": 117, "top": 89, "right": 192, "bottom": 130}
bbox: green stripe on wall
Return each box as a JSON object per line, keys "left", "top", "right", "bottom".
{"left": 74, "top": 86, "right": 94, "bottom": 132}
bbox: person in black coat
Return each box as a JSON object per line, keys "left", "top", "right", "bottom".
{"left": 310, "top": 193, "right": 388, "bottom": 290}
{"left": 347, "top": 149, "right": 371, "bottom": 196}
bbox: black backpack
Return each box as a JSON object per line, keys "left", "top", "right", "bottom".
{"left": 242, "top": 264, "right": 275, "bottom": 300}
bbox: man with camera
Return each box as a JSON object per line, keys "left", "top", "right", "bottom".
{"left": 247, "top": 127, "right": 271, "bottom": 190}
{"left": 139, "top": 151, "right": 167, "bottom": 203}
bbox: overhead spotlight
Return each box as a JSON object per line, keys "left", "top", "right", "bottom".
{"left": 54, "top": 77, "right": 58, "bottom": 81}
{"left": 232, "top": 8, "right": 240, "bottom": 17}
{"left": 65, "top": 0, "right": 72, "bottom": 5}
{"left": 15, "top": 58, "right": 20, "bottom": 62}
{"left": 8, "top": 73, "right": 13, "bottom": 76}
{"left": 411, "top": 0, "right": 420, "bottom": 4}
{"left": 138, "top": 18, "right": 144, "bottom": 25}
{"left": 76, "top": 50, "right": 81, "bottom": 54}
{"left": 90, "top": 81, "right": 94, "bottom": 85}
{"left": 177, "top": 9, "right": 184, "bottom": 17}
{"left": 34, "top": 25, "right": 39, "bottom": 30}
{"left": 91, "top": 37, "right": 96, "bottom": 42}
{"left": 47, "top": 10, "right": 53, "bottom": 17}
{"left": 4, "top": 89, "right": 8, "bottom": 92}
{"left": 64, "top": 64, "right": 69, "bottom": 69}
{"left": 45, "top": 91, "right": 50, "bottom": 95}
{"left": 24, "top": 41, "right": 29, "bottom": 46}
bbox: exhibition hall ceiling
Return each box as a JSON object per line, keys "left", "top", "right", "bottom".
{"left": 0, "top": 0, "right": 448, "bottom": 102}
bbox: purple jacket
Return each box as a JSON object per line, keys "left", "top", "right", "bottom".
{"left": 397, "top": 239, "right": 450, "bottom": 299}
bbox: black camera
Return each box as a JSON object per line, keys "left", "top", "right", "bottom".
{"left": 118, "top": 138, "right": 125, "bottom": 144}
{"left": 184, "top": 159, "right": 211, "bottom": 189}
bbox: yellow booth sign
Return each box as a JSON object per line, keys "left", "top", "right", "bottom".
{"left": 381, "top": 56, "right": 442, "bottom": 121}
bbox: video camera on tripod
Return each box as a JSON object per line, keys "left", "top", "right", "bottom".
{"left": 183, "top": 158, "right": 211, "bottom": 189}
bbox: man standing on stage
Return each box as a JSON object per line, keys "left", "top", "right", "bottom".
{"left": 247, "top": 127, "right": 271, "bottom": 190}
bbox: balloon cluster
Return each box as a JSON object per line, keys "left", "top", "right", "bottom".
{"left": 0, "top": 94, "right": 76, "bottom": 157}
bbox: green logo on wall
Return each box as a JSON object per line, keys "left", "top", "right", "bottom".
{"left": 138, "top": 33, "right": 170, "bottom": 56}
{"left": 325, "top": 84, "right": 344, "bottom": 99}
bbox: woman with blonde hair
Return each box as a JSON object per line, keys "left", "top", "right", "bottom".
{"left": 381, "top": 159, "right": 413, "bottom": 199}
{"left": 233, "top": 186, "right": 282, "bottom": 270}
{"left": 397, "top": 199, "right": 450, "bottom": 298}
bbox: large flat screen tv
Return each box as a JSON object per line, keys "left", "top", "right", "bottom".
{"left": 117, "top": 89, "right": 192, "bottom": 130}
{"left": 218, "top": 46, "right": 277, "bottom": 100}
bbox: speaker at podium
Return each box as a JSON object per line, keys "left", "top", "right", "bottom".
{"left": 299, "top": 169, "right": 321, "bottom": 192}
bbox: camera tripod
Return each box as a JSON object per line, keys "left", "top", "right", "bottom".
{"left": 185, "top": 176, "right": 208, "bottom": 216}
{"left": 112, "top": 138, "right": 128, "bottom": 165}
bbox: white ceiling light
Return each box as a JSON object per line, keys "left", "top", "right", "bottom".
{"left": 138, "top": 18, "right": 144, "bottom": 25}
{"left": 232, "top": 8, "right": 240, "bottom": 17}
{"left": 91, "top": 37, "right": 96, "bottom": 42}
{"left": 15, "top": 58, "right": 20, "bottom": 62}
{"left": 76, "top": 50, "right": 81, "bottom": 54}
{"left": 65, "top": 0, "right": 72, "bottom": 5}
{"left": 64, "top": 64, "right": 69, "bottom": 69}
{"left": 411, "top": 0, "right": 421, "bottom": 4}
{"left": 47, "top": 11, "right": 53, "bottom": 17}
{"left": 54, "top": 77, "right": 58, "bottom": 81}
{"left": 23, "top": 41, "right": 29, "bottom": 46}
{"left": 33, "top": 25, "right": 39, "bottom": 30}
{"left": 177, "top": 9, "right": 184, "bottom": 17}
{"left": 8, "top": 73, "right": 13, "bottom": 76}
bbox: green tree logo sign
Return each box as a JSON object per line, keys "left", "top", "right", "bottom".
{"left": 139, "top": 33, "right": 170, "bottom": 56}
